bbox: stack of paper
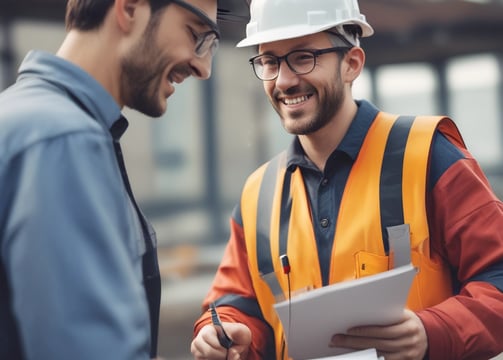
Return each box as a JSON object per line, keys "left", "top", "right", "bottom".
{"left": 273, "top": 263, "right": 416, "bottom": 360}
{"left": 308, "top": 348, "right": 384, "bottom": 359}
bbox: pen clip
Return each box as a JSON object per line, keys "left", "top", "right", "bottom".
{"left": 209, "top": 302, "right": 234, "bottom": 349}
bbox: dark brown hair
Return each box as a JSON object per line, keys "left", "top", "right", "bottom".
{"left": 65, "top": 0, "right": 171, "bottom": 30}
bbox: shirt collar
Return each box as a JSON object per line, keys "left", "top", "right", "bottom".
{"left": 286, "top": 100, "right": 380, "bottom": 170}
{"left": 110, "top": 116, "right": 129, "bottom": 140}
{"left": 18, "top": 50, "right": 123, "bottom": 134}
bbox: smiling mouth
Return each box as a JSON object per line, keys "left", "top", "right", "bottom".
{"left": 281, "top": 95, "right": 312, "bottom": 105}
{"left": 168, "top": 74, "right": 184, "bottom": 84}
{"left": 168, "top": 67, "right": 192, "bottom": 85}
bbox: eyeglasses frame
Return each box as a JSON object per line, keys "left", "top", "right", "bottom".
{"left": 249, "top": 46, "right": 351, "bottom": 81}
{"left": 169, "top": 0, "right": 221, "bottom": 57}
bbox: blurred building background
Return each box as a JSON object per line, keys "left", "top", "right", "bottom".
{"left": 1, "top": 0, "right": 503, "bottom": 359}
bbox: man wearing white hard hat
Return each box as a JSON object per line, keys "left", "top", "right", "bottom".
{"left": 191, "top": 0, "right": 503, "bottom": 359}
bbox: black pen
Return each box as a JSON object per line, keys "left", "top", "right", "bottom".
{"left": 209, "top": 302, "right": 234, "bottom": 349}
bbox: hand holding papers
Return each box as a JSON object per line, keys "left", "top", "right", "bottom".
{"left": 273, "top": 263, "right": 417, "bottom": 360}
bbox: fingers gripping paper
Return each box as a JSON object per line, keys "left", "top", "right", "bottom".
{"left": 273, "top": 263, "right": 417, "bottom": 359}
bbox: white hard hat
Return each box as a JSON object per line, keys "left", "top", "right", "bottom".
{"left": 236, "top": 0, "right": 374, "bottom": 47}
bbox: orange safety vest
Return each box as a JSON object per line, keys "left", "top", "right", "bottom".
{"left": 240, "top": 112, "right": 466, "bottom": 359}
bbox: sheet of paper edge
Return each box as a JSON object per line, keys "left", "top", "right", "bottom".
{"left": 273, "top": 263, "right": 416, "bottom": 359}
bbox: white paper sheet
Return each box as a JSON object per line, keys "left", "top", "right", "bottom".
{"left": 308, "top": 348, "right": 383, "bottom": 359}
{"left": 273, "top": 263, "right": 417, "bottom": 360}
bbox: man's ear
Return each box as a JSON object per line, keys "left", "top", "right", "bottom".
{"left": 113, "top": 0, "right": 146, "bottom": 33}
{"left": 343, "top": 47, "right": 366, "bottom": 83}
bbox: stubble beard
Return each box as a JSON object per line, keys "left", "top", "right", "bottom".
{"left": 274, "top": 73, "right": 345, "bottom": 136}
{"left": 120, "top": 20, "right": 167, "bottom": 118}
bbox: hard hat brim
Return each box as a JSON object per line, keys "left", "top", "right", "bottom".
{"left": 236, "top": 19, "right": 373, "bottom": 47}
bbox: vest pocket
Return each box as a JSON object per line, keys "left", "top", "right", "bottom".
{"left": 355, "top": 251, "right": 390, "bottom": 278}
{"left": 407, "top": 251, "right": 452, "bottom": 310}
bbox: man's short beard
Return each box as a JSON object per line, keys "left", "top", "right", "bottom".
{"left": 119, "top": 13, "right": 166, "bottom": 117}
{"left": 277, "top": 74, "right": 345, "bottom": 136}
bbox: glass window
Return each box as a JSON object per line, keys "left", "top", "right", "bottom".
{"left": 152, "top": 78, "right": 205, "bottom": 201}
{"left": 447, "top": 54, "right": 501, "bottom": 167}
{"left": 376, "top": 63, "right": 437, "bottom": 115}
{"left": 354, "top": 68, "right": 372, "bottom": 101}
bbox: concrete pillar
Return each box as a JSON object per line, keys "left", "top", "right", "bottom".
{"left": 0, "top": 18, "right": 16, "bottom": 90}
{"left": 432, "top": 59, "right": 449, "bottom": 116}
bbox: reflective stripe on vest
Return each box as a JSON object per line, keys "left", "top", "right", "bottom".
{"left": 241, "top": 112, "right": 466, "bottom": 359}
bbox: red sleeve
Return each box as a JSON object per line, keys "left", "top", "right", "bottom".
{"left": 193, "top": 217, "right": 274, "bottom": 359}
{"left": 419, "top": 155, "right": 503, "bottom": 359}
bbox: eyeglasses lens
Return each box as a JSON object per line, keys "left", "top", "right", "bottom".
{"left": 195, "top": 32, "right": 219, "bottom": 58}
{"left": 252, "top": 51, "right": 316, "bottom": 80}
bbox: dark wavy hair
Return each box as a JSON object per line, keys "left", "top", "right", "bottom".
{"left": 65, "top": 0, "right": 172, "bottom": 30}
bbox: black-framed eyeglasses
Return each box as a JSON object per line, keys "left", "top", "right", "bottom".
{"left": 170, "top": 0, "right": 221, "bottom": 57}
{"left": 249, "top": 47, "right": 350, "bottom": 81}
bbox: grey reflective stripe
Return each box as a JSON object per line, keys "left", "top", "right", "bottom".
{"left": 379, "top": 115, "right": 415, "bottom": 253}
{"left": 261, "top": 272, "right": 285, "bottom": 301}
{"left": 214, "top": 294, "right": 267, "bottom": 321}
{"left": 387, "top": 224, "right": 411, "bottom": 267}
{"left": 279, "top": 167, "right": 293, "bottom": 259}
{"left": 381, "top": 116, "right": 420, "bottom": 267}
{"left": 256, "top": 152, "right": 287, "bottom": 300}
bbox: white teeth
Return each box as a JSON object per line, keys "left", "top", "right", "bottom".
{"left": 168, "top": 74, "right": 183, "bottom": 84}
{"left": 283, "top": 95, "right": 309, "bottom": 105}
